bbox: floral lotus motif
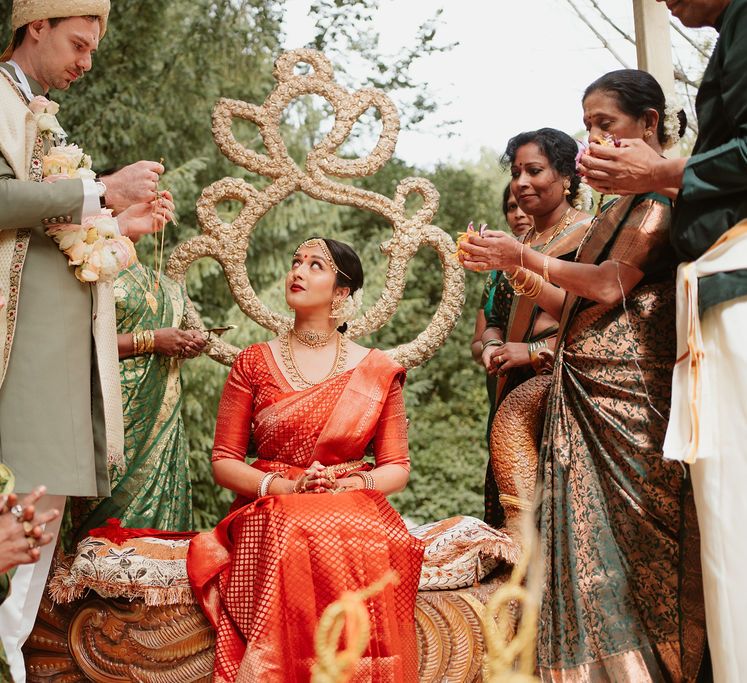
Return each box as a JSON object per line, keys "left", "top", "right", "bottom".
{"left": 166, "top": 49, "right": 464, "bottom": 369}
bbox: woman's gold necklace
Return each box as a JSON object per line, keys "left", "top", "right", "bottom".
{"left": 280, "top": 329, "right": 348, "bottom": 389}
{"left": 525, "top": 207, "right": 575, "bottom": 253}
{"left": 122, "top": 263, "right": 159, "bottom": 314}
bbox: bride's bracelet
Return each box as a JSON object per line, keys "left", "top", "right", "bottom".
{"left": 349, "top": 471, "right": 375, "bottom": 490}
{"left": 257, "top": 471, "right": 282, "bottom": 499}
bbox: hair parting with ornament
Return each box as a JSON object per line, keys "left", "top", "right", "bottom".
{"left": 294, "top": 237, "right": 364, "bottom": 333}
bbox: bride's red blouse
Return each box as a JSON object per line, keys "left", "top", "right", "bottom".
{"left": 212, "top": 343, "right": 410, "bottom": 475}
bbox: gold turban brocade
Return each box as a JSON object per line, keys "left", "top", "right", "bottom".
{"left": 2, "top": 0, "right": 110, "bottom": 61}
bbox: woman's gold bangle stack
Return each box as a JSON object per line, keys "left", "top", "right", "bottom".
{"left": 132, "top": 329, "right": 155, "bottom": 355}
{"left": 508, "top": 268, "right": 543, "bottom": 299}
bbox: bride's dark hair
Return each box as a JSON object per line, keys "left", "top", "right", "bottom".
{"left": 321, "top": 238, "right": 364, "bottom": 294}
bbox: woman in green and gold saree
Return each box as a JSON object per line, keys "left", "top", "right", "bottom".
{"left": 461, "top": 70, "right": 706, "bottom": 681}
{"left": 72, "top": 264, "right": 205, "bottom": 541}
{"left": 479, "top": 130, "right": 591, "bottom": 528}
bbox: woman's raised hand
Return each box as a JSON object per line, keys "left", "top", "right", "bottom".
{"left": 459, "top": 230, "right": 523, "bottom": 273}
{"left": 0, "top": 487, "right": 60, "bottom": 574}
{"left": 578, "top": 139, "right": 664, "bottom": 195}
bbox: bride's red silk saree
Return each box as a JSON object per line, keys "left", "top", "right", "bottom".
{"left": 187, "top": 345, "right": 424, "bottom": 682}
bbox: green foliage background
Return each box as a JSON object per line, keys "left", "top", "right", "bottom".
{"left": 0, "top": 0, "right": 510, "bottom": 528}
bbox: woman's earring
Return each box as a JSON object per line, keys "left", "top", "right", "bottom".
{"left": 644, "top": 129, "right": 653, "bottom": 139}
{"left": 329, "top": 299, "right": 343, "bottom": 319}
{"left": 562, "top": 178, "right": 571, "bottom": 197}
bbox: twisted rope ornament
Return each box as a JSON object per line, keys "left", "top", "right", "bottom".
{"left": 311, "top": 571, "right": 397, "bottom": 683}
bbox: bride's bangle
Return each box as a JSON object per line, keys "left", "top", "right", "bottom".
{"left": 349, "top": 471, "right": 375, "bottom": 490}
{"left": 257, "top": 472, "right": 282, "bottom": 499}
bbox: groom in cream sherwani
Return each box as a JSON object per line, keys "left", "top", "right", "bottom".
{"left": 0, "top": 2, "right": 174, "bottom": 679}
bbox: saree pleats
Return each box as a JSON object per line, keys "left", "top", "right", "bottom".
{"left": 537, "top": 196, "right": 706, "bottom": 681}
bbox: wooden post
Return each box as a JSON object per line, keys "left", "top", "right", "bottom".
{"left": 633, "top": 0, "right": 676, "bottom": 95}
{"left": 633, "top": 0, "right": 679, "bottom": 155}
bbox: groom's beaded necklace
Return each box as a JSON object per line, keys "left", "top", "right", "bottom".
{"left": 280, "top": 330, "right": 348, "bottom": 389}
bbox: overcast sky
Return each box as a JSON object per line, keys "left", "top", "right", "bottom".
{"left": 280, "top": 0, "right": 714, "bottom": 168}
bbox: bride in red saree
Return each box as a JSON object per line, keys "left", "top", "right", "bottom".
{"left": 187, "top": 238, "right": 424, "bottom": 683}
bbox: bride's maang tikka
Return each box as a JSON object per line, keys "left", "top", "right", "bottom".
{"left": 294, "top": 238, "right": 351, "bottom": 280}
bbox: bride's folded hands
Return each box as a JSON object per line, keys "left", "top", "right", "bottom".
{"left": 459, "top": 229, "right": 522, "bottom": 272}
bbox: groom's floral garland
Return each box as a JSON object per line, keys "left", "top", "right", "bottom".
{"left": 30, "top": 96, "right": 137, "bottom": 284}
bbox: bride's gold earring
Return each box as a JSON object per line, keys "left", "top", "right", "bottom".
{"left": 563, "top": 178, "right": 571, "bottom": 197}
{"left": 329, "top": 299, "right": 343, "bottom": 318}
{"left": 644, "top": 129, "right": 653, "bottom": 139}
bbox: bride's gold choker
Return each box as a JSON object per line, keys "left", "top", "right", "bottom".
{"left": 292, "top": 327, "right": 337, "bottom": 349}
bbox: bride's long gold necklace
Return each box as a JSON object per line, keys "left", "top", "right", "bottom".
{"left": 279, "top": 329, "right": 348, "bottom": 389}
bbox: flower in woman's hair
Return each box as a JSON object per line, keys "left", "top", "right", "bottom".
{"left": 573, "top": 180, "right": 593, "bottom": 212}
{"left": 662, "top": 94, "right": 684, "bottom": 150}
{"left": 334, "top": 288, "right": 364, "bottom": 323}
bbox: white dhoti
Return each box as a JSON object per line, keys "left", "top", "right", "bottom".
{"left": 664, "top": 222, "right": 747, "bottom": 683}
{"left": 0, "top": 494, "right": 65, "bottom": 683}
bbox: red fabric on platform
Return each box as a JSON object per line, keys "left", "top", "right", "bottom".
{"left": 88, "top": 518, "right": 198, "bottom": 543}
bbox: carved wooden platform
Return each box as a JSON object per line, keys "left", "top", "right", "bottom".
{"left": 24, "top": 572, "right": 511, "bottom": 682}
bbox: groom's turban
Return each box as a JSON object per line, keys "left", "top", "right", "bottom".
{"left": 2, "top": 0, "right": 110, "bottom": 61}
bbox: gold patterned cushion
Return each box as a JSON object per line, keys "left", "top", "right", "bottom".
{"left": 50, "top": 516, "right": 518, "bottom": 605}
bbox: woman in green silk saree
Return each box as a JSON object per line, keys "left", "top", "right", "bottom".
{"left": 461, "top": 70, "right": 707, "bottom": 681}
{"left": 72, "top": 264, "right": 204, "bottom": 541}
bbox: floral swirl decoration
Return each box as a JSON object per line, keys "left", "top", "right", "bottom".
{"left": 166, "top": 49, "right": 465, "bottom": 368}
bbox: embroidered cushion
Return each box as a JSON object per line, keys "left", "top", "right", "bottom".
{"left": 411, "top": 515, "right": 520, "bottom": 590}
{"left": 50, "top": 515, "right": 518, "bottom": 604}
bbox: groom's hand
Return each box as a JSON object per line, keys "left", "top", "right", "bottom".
{"left": 101, "top": 160, "right": 165, "bottom": 214}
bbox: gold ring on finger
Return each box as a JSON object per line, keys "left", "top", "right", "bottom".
{"left": 22, "top": 520, "right": 34, "bottom": 535}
